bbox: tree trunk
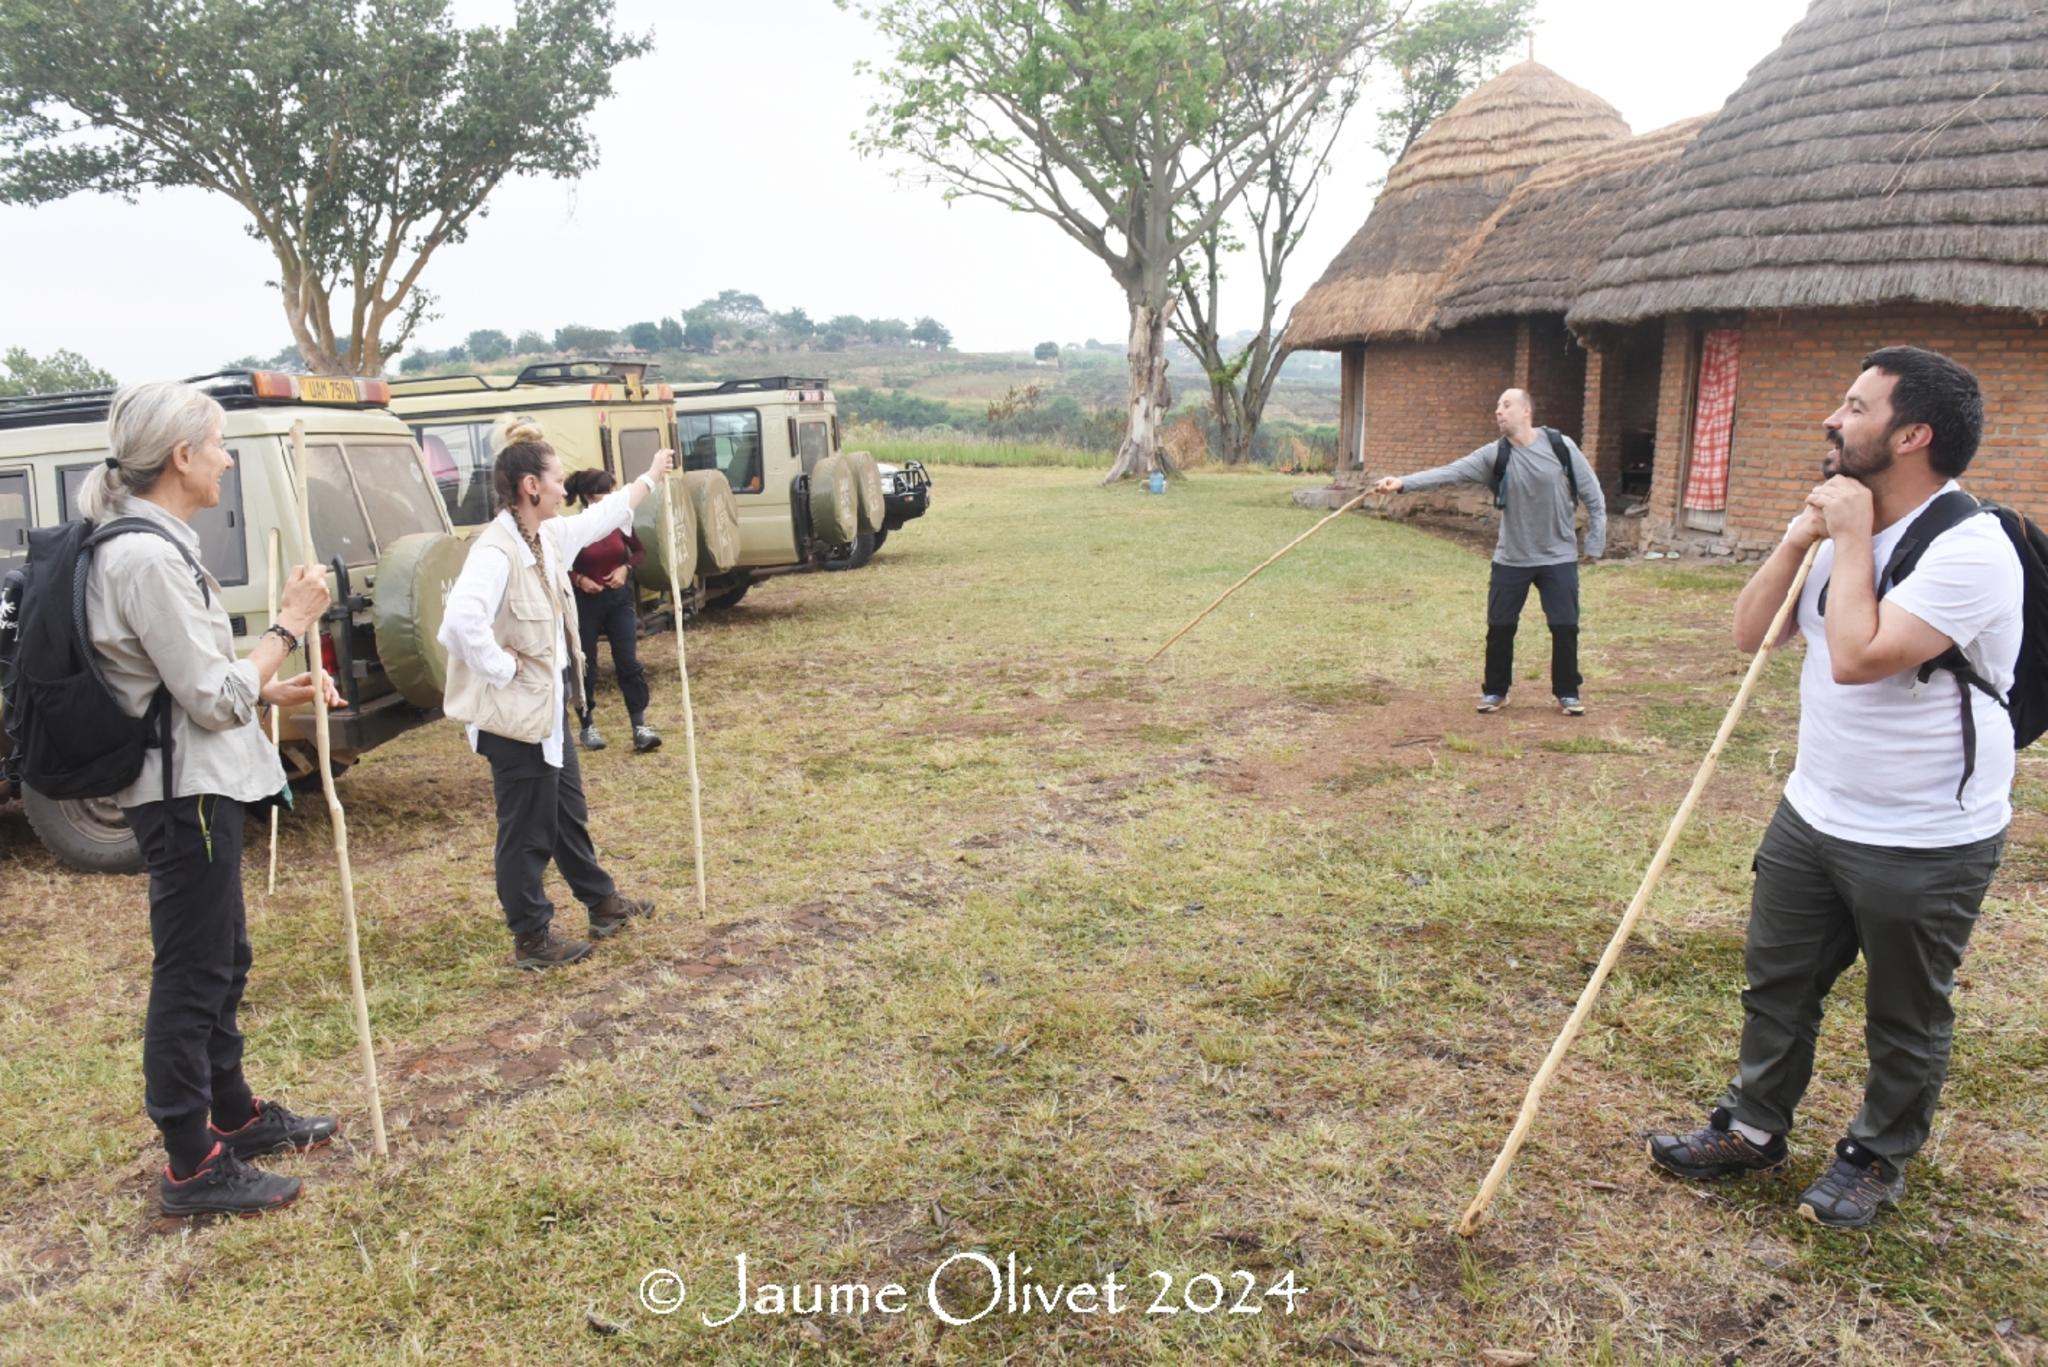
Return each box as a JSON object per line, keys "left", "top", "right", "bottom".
{"left": 1102, "top": 296, "right": 1171, "bottom": 485}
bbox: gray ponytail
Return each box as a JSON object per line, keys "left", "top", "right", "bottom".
{"left": 81, "top": 381, "right": 224, "bottom": 522}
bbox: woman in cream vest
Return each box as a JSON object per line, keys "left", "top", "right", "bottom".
{"left": 438, "top": 417, "right": 673, "bottom": 969}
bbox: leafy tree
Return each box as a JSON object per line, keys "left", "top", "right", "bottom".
{"left": 826, "top": 313, "right": 868, "bottom": 339}
{"left": 909, "top": 316, "right": 952, "bottom": 350}
{"left": 657, "top": 316, "right": 684, "bottom": 350}
{"left": 1033, "top": 340, "right": 1060, "bottom": 363}
{"left": 513, "top": 329, "right": 548, "bottom": 355}
{"left": 864, "top": 317, "right": 911, "bottom": 346}
{"left": 467, "top": 329, "right": 512, "bottom": 363}
{"left": 623, "top": 320, "right": 662, "bottom": 351}
{"left": 774, "top": 308, "right": 816, "bottom": 345}
{"left": 553, "top": 324, "right": 617, "bottom": 354}
{"left": 0, "top": 0, "right": 649, "bottom": 375}
{"left": 854, "top": 0, "right": 1393, "bottom": 482}
{"left": 682, "top": 315, "right": 721, "bottom": 352}
{"left": 0, "top": 345, "right": 115, "bottom": 395}
{"left": 819, "top": 328, "right": 850, "bottom": 352}
{"left": 399, "top": 351, "right": 433, "bottom": 374}
{"left": 1374, "top": 0, "right": 1536, "bottom": 160}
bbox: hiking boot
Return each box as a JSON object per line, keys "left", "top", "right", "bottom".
{"left": 631, "top": 724, "right": 662, "bottom": 753}
{"left": 1558, "top": 696, "right": 1586, "bottom": 716}
{"left": 159, "top": 1143, "right": 302, "bottom": 1218}
{"left": 1647, "top": 1107, "right": 1787, "bottom": 1180}
{"left": 511, "top": 925, "right": 592, "bottom": 970}
{"left": 579, "top": 723, "right": 607, "bottom": 752}
{"left": 210, "top": 1098, "right": 339, "bottom": 1159}
{"left": 1798, "top": 1139, "right": 1906, "bottom": 1228}
{"left": 588, "top": 892, "right": 655, "bottom": 941}
{"left": 1476, "top": 694, "right": 1507, "bottom": 713}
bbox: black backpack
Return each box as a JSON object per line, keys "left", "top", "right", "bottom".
{"left": 0, "top": 517, "right": 206, "bottom": 806}
{"left": 1818, "top": 489, "right": 2048, "bottom": 801}
{"left": 1491, "top": 427, "right": 1579, "bottom": 510}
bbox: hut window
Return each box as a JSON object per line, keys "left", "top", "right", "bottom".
{"left": 1683, "top": 329, "right": 1742, "bottom": 516}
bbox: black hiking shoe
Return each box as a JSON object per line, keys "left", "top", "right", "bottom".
{"left": 588, "top": 893, "right": 655, "bottom": 941}
{"left": 631, "top": 724, "right": 662, "bottom": 753}
{"left": 1798, "top": 1139, "right": 1906, "bottom": 1228}
{"left": 511, "top": 925, "right": 593, "bottom": 969}
{"left": 159, "top": 1143, "right": 302, "bottom": 1218}
{"left": 579, "top": 722, "right": 607, "bottom": 751}
{"left": 1647, "top": 1107, "right": 1788, "bottom": 1180}
{"left": 210, "top": 1098, "right": 339, "bottom": 1159}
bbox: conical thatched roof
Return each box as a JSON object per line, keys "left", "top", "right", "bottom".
{"left": 1570, "top": 0, "right": 2048, "bottom": 327}
{"left": 1287, "top": 62, "right": 1630, "bottom": 350}
{"left": 1433, "top": 117, "right": 1710, "bottom": 330}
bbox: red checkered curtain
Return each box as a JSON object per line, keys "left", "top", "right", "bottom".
{"left": 1684, "top": 329, "right": 1742, "bottom": 512}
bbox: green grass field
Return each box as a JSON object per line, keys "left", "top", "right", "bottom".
{"left": 2, "top": 468, "right": 2043, "bottom": 1364}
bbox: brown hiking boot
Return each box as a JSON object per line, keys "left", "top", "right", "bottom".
{"left": 1647, "top": 1107, "right": 1788, "bottom": 1180}
{"left": 588, "top": 892, "right": 655, "bottom": 941}
{"left": 510, "top": 925, "right": 592, "bottom": 970}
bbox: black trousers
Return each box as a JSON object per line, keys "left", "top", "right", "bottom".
{"left": 477, "top": 686, "right": 617, "bottom": 936}
{"left": 1483, "top": 560, "right": 1580, "bottom": 698}
{"left": 125, "top": 794, "right": 258, "bottom": 1175}
{"left": 576, "top": 585, "right": 649, "bottom": 728}
{"left": 1721, "top": 800, "right": 2003, "bottom": 1176}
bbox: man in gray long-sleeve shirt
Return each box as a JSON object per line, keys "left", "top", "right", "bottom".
{"left": 1374, "top": 388, "right": 1606, "bottom": 714}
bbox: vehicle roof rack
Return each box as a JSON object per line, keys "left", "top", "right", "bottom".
{"left": 388, "top": 359, "right": 657, "bottom": 396}
{"left": 0, "top": 368, "right": 374, "bottom": 431}
{"left": 672, "top": 376, "right": 830, "bottom": 395}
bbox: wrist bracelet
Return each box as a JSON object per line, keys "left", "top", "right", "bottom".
{"left": 262, "top": 622, "right": 299, "bottom": 653}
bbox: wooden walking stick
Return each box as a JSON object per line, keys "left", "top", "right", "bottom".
{"left": 659, "top": 476, "right": 707, "bottom": 914}
{"left": 1147, "top": 489, "right": 1383, "bottom": 663}
{"left": 289, "top": 421, "right": 389, "bottom": 1156}
{"left": 265, "top": 527, "right": 283, "bottom": 896}
{"left": 1455, "top": 539, "right": 1822, "bottom": 1237}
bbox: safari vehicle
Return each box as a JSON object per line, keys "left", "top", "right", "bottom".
{"left": 670, "top": 376, "right": 892, "bottom": 603}
{"left": 0, "top": 370, "right": 464, "bottom": 874}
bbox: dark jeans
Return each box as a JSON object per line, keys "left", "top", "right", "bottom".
{"left": 477, "top": 678, "right": 617, "bottom": 936}
{"left": 125, "top": 794, "right": 258, "bottom": 1175}
{"left": 1483, "top": 560, "right": 1580, "bottom": 698}
{"left": 575, "top": 585, "right": 649, "bottom": 728}
{"left": 1720, "top": 799, "right": 2004, "bottom": 1176}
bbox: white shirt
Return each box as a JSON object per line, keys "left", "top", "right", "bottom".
{"left": 437, "top": 481, "right": 646, "bottom": 767}
{"left": 1784, "top": 480, "right": 2023, "bottom": 846}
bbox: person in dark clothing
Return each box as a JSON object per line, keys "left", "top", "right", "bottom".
{"left": 562, "top": 468, "right": 659, "bottom": 754}
{"left": 81, "top": 380, "right": 345, "bottom": 1216}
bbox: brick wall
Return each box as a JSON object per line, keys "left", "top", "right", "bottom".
{"left": 1360, "top": 320, "right": 1519, "bottom": 520}
{"left": 1523, "top": 314, "right": 1587, "bottom": 442}
{"left": 1644, "top": 306, "right": 2048, "bottom": 556}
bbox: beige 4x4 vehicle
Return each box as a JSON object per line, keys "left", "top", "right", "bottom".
{"left": 0, "top": 370, "right": 465, "bottom": 873}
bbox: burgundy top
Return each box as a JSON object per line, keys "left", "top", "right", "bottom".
{"left": 571, "top": 529, "right": 645, "bottom": 589}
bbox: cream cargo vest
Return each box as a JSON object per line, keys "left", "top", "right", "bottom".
{"left": 442, "top": 517, "right": 585, "bottom": 743}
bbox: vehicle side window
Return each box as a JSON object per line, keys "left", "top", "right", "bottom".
{"left": 0, "top": 469, "right": 29, "bottom": 576}
{"left": 797, "top": 420, "right": 829, "bottom": 474}
{"left": 58, "top": 462, "right": 99, "bottom": 520}
{"left": 189, "top": 456, "right": 249, "bottom": 586}
{"left": 616, "top": 427, "right": 662, "bottom": 484}
{"left": 345, "top": 441, "right": 443, "bottom": 546}
{"left": 679, "top": 410, "right": 763, "bottom": 494}
{"left": 302, "top": 442, "right": 376, "bottom": 567}
{"left": 414, "top": 421, "right": 495, "bottom": 527}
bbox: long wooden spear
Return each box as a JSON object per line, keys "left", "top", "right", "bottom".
{"left": 265, "top": 527, "right": 283, "bottom": 896}
{"left": 1147, "top": 490, "right": 1381, "bottom": 664}
{"left": 1456, "top": 539, "right": 1821, "bottom": 1237}
{"left": 289, "top": 421, "right": 388, "bottom": 1156}
{"left": 659, "top": 476, "right": 707, "bottom": 914}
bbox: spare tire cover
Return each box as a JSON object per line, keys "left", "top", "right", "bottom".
{"left": 846, "top": 450, "right": 886, "bottom": 536}
{"left": 634, "top": 475, "right": 699, "bottom": 591}
{"left": 684, "top": 469, "right": 743, "bottom": 573}
{"left": 373, "top": 532, "right": 471, "bottom": 708}
{"left": 808, "top": 452, "right": 859, "bottom": 545}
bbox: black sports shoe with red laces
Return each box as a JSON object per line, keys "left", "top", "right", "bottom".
{"left": 159, "top": 1143, "right": 302, "bottom": 1217}
{"left": 210, "top": 1098, "right": 339, "bottom": 1160}
{"left": 1798, "top": 1138, "right": 1906, "bottom": 1228}
{"left": 1647, "top": 1107, "right": 1788, "bottom": 1180}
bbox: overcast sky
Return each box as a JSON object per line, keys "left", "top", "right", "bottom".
{"left": 0, "top": 0, "right": 1813, "bottom": 381}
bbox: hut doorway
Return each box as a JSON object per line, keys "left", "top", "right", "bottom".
{"left": 1615, "top": 321, "right": 1663, "bottom": 499}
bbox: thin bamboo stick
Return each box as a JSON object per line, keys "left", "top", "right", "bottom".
{"left": 1147, "top": 490, "right": 1380, "bottom": 663}
{"left": 1455, "top": 539, "right": 1821, "bottom": 1237}
{"left": 266, "top": 527, "right": 283, "bottom": 896}
{"left": 659, "top": 477, "right": 707, "bottom": 914}
{"left": 289, "top": 421, "right": 388, "bottom": 1156}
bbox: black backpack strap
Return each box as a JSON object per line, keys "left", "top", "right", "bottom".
{"left": 1817, "top": 489, "right": 1985, "bottom": 616}
{"left": 1491, "top": 437, "right": 1512, "bottom": 510}
{"left": 78, "top": 518, "right": 207, "bottom": 807}
{"left": 1543, "top": 428, "right": 1579, "bottom": 505}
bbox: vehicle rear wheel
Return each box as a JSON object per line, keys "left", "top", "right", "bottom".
{"left": 22, "top": 787, "right": 144, "bottom": 875}
{"left": 704, "top": 575, "right": 752, "bottom": 611}
{"left": 821, "top": 529, "right": 876, "bottom": 571}
{"left": 871, "top": 527, "right": 889, "bottom": 551}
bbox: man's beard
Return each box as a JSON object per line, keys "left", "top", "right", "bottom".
{"left": 1822, "top": 432, "right": 1893, "bottom": 482}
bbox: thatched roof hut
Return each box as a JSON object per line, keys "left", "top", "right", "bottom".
{"left": 1286, "top": 62, "right": 1630, "bottom": 349}
{"left": 1569, "top": 0, "right": 2048, "bottom": 327}
{"left": 1433, "top": 117, "right": 1710, "bottom": 331}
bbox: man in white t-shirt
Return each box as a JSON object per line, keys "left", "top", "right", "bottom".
{"left": 1646, "top": 347, "right": 2021, "bottom": 1228}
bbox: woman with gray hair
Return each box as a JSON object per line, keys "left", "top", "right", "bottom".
{"left": 84, "top": 380, "right": 345, "bottom": 1217}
